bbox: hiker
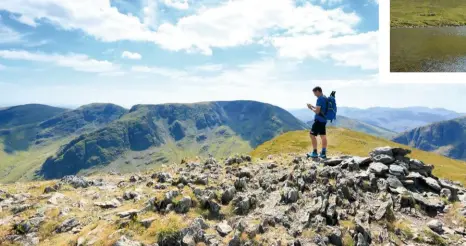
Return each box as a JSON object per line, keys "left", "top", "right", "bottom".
{"left": 307, "top": 86, "right": 329, "bottom": 158}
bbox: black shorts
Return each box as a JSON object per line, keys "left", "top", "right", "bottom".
{"left": 310, "top": 120, "right": 326, "bottom": 136}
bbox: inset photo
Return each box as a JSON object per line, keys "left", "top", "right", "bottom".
{"left": 390, "top": 0, "right": 466, "bottom": 72}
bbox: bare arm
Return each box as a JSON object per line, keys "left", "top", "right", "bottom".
{"left": 307, "top": 104, "right": 321, "bottom": 114}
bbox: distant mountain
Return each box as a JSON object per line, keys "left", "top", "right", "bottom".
{"left": 0, "top": 103, "right": 127, "bottom": 153}
{"left": 323, "top": 115, "right": 395, "bottom": 139}
{"left": 337, "top": 106, "right": 462, "bottom": 132}
{"left": 0, "top": 103, "right": 128, "bottom": 182}
{"left": 393, "top": 116, "right": 466, "bottom": 161}
{"left": 0, "top": 104, "right": 68, "bottom": 129}
{"left": 0, "top": 101, "right": 306, "bottom": 180}
{"left": 289, "top": 109, "right": 395, "bottom": 138}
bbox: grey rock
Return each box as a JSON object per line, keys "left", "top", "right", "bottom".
{"left": 216, "top": 221, "right": 232, "bottom": 237}
{"left": 389, "top": 164, "right": 407, "bottom": 177}
{"left": 281, "top": 187, "right": 299, "bottom": 204}
{"left": 175, "top": 196, "right": 192, "bottom": 214}
{"left": 440, "top": 188, "right": 452, "bottom": 201}
{"left": 234, "top": 177, "right": 248, "bottom": 191}
{"left": 123, "top": 191, "right": 140, "bottom": 200}
{"left": 152, "top": 172, "right": 172, "bottom": 183}
{"left": 371, "top": 154, "right": 395, "bottom": 165}
{"left": 60, "top": 175, "right": 90, "bottom": 189}
{"left": 387, "top": 176, "right": 403, "bottom": 189}
{"left": 368, "top": 162, "right": 389, "bottom": 176}
{"left": 324, "top": 158, "right": 343, "bottom": 166}
{"left": 56, "top": 218, "right": 80, "bottom": 233}
{"left": 377, "top": 179, "right": 388, "bottom": 192}
{"left": 239, "top": 168, "right": 252, "bottom": 179}
{"left": 221, "top": 186, "right": 236, "bottom": 205}
{"left": 370, "top": 147, "right": 393, "bottom": 157}
{"left": 374, "top": 200, "right": 393, "bottom": 221}
{"left": 423, "top": 177, "right": 441, "bottom": 192}
{"left": 427, "top": 219, "right": 443, "bottom": 234}
{"left": 140, "top": 217, "right": 157, "bottom": 228}
{"left": 94, "top": 199, "right": 121, "bottom": 209}
{"left": 328, "top": 228, "right": 342, "bottom": 246}
{"left": 118, "top": 209, "right": 139, "bottom": 218}
{"left": 113, "top": 236, "right": 142, "bottom": 246}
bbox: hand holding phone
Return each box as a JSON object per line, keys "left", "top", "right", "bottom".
{"left": 307, "top": 103, "right": 313, "bottom": 110}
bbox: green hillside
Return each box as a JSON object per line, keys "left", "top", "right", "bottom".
{"left": 391, "top": 0, "right": 466, "bottom": 27}
{"left": 252, "top": 128, "right": 466, "bottom": 185}
{"left": 0, "top": 103, "right": 128, "bottom": 183}
{"left": 38, "top": 101, "right": 307, "bottom": 179}
{"left": 393, "top": 117, "right": 466, "bottom": 161}
{"left": 0, "top": 104, "right": 67, "bottom": 129}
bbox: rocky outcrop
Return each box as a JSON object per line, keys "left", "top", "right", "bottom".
{"left": 2, "top": 146, "right": 466, "bottom": 246}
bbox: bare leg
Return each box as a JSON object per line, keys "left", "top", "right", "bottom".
{"left": 310, "top": 134, "right": 317, "bottom": 151}
{"left": 321, "top": 135, "right": 327, "bottom": 149}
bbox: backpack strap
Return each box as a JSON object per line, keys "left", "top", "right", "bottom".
{"left": 318, "top": 95, "right": 328, "bottom": 119}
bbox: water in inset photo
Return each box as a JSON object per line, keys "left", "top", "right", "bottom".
{"left": 390, "top": 0, "right": 466, "bottom": 72}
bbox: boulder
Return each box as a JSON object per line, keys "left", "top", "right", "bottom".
{"left": 389, "top": 164, "right": 407, "bottom": 177}
{"left": 60, "top": 175, "right": 90, "bottom": 189}
{"left": 423, "top": 177, "right": 441, "bottom": 192}
{"left": 281, "top": 187, "right": 299, "bottom": 204}
{"left": 387, "top": 176, "right": 404, "bottom": 189}
{"left": 94, "top": 199, "right": 121, "bottom": 209}
{"left": 368, "top": 162, "right": 389, "bottom": 176}
{"left": 56, "top": 218, "right": 80, "bottom": 233}
{"left": 371, "top": 154, "right": 395, "bottom": 165}
{"left": 427, "top": 219, "right": 443, "bottom": 234}
{"left": 123, "top": 191, "right": 140, "bottom": 200}
{"left": 221, "top": 186, "right": 236, "bottom": 205}
{"left": 370, "top": 147, "right": 393, "bottom": 157}
{"left": 117, "top": 209, "right": 139, "bottom": 218}
{"left": 175, "top": 196, "right": 192, "bottom": 214}
{"left": 216, "top": 221, "right": 232, "bottom": 237}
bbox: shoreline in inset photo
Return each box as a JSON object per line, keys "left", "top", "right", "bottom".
{"left": 390, "top": 0, "right": 466, "bottom": 72}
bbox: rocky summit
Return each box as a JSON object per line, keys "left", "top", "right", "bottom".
{"left": 1, "top": 147, "right": 466, "bottom": 246}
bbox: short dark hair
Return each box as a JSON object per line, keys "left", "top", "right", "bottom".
{"left": 312, "top": 86, "right": 322, "bottom": 93}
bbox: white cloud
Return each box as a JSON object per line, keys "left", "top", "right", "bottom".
{"left": 10, "top": 14, "right": 38, "bottom": 26}
{"left": 0, "top": 50, "right": 120, "bottom": 73}
{"left": 131, "top": 65, "right": 190, "bottom": 79}
{"left": 272, "top": 31, "right": 378, "bottom": 70}
{"left": 143, "top": 0, "right": 158, "bottom": 29}
{"left": 192, "top": 64, "right": 223, "bottom": 72}
{"left": 162, "top": 0, "right": 189, "bottom": 10}
{"left": 121, "top": 51, "right": 142, "bottom": 60}
{"left": 0, "top": 0, "right": 158, "bottom": 42}
{"left": 0, "top": 0, "right": 375, "bottom": 69}
{"left": 154, "top": 0, "right": 360, "bottom": 55}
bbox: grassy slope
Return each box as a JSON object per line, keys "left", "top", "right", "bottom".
{"left": 0, "top": 138, "right": 70, "bottom": 183}
{"left": 391, "top": 0, "right": 466, "bottom": 27}
{"left": 89, "top": 126, "right": 253, "bottom": 175}
{"left": 251, "top": 128, "right": 466, "bottom": 185}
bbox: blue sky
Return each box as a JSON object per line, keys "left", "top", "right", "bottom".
{"left": 0, "top": 0, "right": 465, "bottom": 112}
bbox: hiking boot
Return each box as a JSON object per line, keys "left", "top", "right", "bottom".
{"left": 307, "top": 151, "right": 319, "bottom": 158}
{"left": 319, "top": 151, "right": 327, "bottom": 159}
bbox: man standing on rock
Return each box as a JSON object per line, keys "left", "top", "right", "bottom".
{"left": 307, "top": 86, "right": 327, "bottom": 159}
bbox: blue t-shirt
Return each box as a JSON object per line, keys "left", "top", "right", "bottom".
{"left": 314, "top": 96, "right": 327, "bottom": 123}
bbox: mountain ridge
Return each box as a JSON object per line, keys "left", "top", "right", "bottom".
{"left": 393, "top": 116, "right": 466, "bottom": 161}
